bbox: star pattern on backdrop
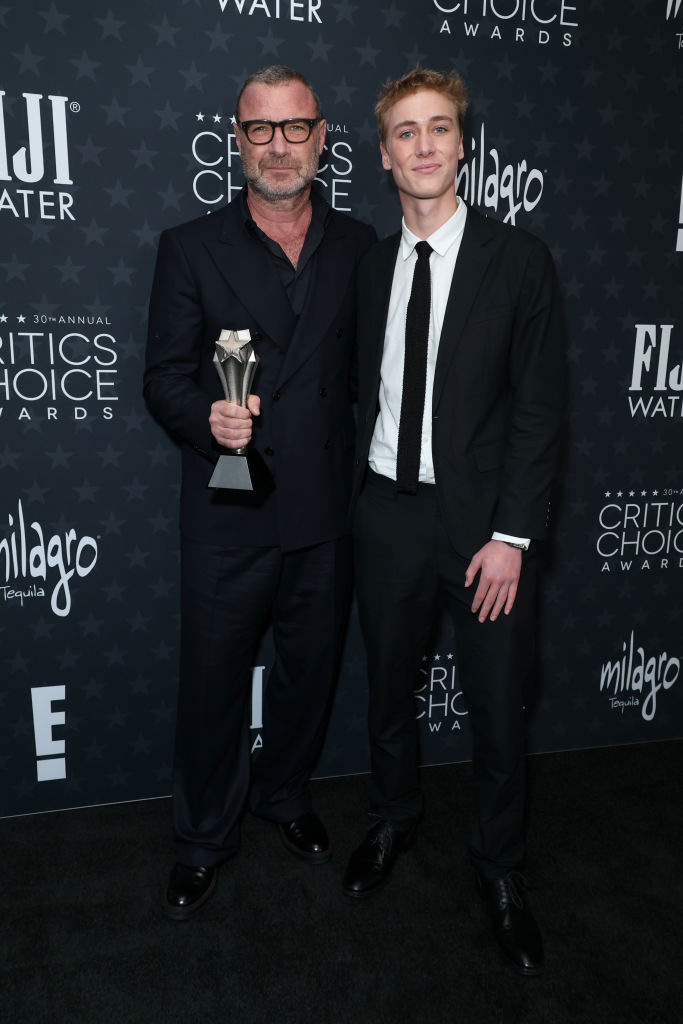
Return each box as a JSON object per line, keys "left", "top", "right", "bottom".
{"left": 1, "top": 0, "right": 681, "bottom": 818}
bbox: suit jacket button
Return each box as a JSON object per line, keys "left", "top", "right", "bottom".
{"left": 265, "top": 447, "right": 274, "bottom": 456}
{"left": 252, "top": 331, "right": 263, "bottom": 341}
{"left": 319, "top": 387, "right": 327, "bottom": 397}
{"left": 272, "top": 391, "right": 281, "bottom": 401}
{"left": 323, "top": 439, "right": 332, "bottom": 449}
{"left": 336, "top": 328, "right": 343, "bottom": 337}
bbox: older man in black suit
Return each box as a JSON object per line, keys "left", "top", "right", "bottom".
{"left": 342, "top": 69, "right": 566, "bottom": 976}
{"left": 144, "top": 65, "right": 375, "bottom": 919}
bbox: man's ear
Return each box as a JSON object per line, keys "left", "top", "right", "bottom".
{"left": 380, "top": 141, "right": 391, "bottom": 171}
{"left": 317, "top": 118, "right": 327, "bottom": 156}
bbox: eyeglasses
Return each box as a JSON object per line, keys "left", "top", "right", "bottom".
{"left": 238, "top": 118, "right": 322, "bottom": 145}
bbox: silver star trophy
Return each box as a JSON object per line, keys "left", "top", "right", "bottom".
{"left": 208, "top": 328, "right": 260, "bottom": 490}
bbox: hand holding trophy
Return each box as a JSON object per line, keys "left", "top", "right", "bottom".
{"left": 208, "top": 328, "right": 260, "bottom": 491}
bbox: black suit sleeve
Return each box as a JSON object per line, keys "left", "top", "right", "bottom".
{"left": 493, "top": 239, "right": 567, "bottom": 539}
{"left": 143, "top": 228, "right": 214, "bottom": 456}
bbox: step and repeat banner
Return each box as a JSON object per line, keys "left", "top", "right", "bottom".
{"left": 2, "top": 2, "right": 682, "bottom": 817}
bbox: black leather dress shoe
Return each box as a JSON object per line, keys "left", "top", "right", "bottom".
{"left": 477, "top": 871, "right": 543, "bottom": 976}
{"left": 279, "top": 811, "right": 331, "bottom": 863}
{"left": 342, "top": 817, "right": 416, "bottom": 898}
{"left": 164, "top": 863, "right": 217, "bottom": 921}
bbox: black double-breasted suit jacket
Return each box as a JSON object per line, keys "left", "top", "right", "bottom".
{"left": 144, "top": 189, "right": 376, "bottom": 552}
{"left": 352, "top": 206, "right": 566, "bottom": 558}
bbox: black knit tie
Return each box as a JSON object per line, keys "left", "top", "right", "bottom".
{"left": 396, "top": 240, "right": 432, "bottom": 494}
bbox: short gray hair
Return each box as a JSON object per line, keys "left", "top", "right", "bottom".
{"left": 235, "top": 65, "right": 322, "bottom": 120}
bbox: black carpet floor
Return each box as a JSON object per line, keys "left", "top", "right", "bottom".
{"left": 3, "top": 740, "right": 683, "bottom": 1024}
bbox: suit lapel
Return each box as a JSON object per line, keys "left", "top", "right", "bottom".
{"left": 433, "top": 208, "right": 496, "bottom": 410}
{"left": 364, "top": 234, "right": 401, "bottom": 402}
{"left": 204, "top": 201, "right": 295, "bottom": 351}
{"left": 276, "top": 218, "right": 355, "bottom": 387}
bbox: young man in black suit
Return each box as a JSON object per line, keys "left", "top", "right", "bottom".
{"left": 144, "top": 65, "right": 375, "bottom": 920}
{"left": 342, "top": 69, "right": 566, "bottom": 976}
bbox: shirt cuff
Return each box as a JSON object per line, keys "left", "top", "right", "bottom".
{"left": 492, "top": 532, "right": 530, "bottom": 550}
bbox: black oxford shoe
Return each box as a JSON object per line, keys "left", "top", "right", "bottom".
{"left": 279, "top": 811, "right": 332, "bottom": 863}
{"left": 477, "top": 871, "right": 544, "bottom": 976}
{"left": 164, "top": 863, "right": 217, "bottom": 921}
{"left": 342, "top": 817, "right": 416, "bottom": 898}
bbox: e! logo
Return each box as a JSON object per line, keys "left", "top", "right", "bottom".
{"left": 30, "top": 685, "right": 66, "bottom": 781}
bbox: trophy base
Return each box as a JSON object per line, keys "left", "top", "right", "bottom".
{"left": 208, "top": 453, "right": 254, "bottom": 491}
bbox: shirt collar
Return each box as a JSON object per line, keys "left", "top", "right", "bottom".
{"left": 240, "top": 183, "right": 331, "bottom": 230}
{"left": 400, "top": 197, "right": 468, "bottom": 260}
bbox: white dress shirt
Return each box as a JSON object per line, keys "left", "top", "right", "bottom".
{"left": 368, "top": 199, "right": 529, "bottom": 549}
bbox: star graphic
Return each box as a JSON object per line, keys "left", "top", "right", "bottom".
{"left": 205, "top": 23, "right": 232, "bottom": 51}
{"left": 332, "top": 0, "right": 358, "bottom": 22}
{"left": 104, "top": 180, "right": 133, "bottom": 207}
{"left": 152, "top": 16, "right": 179, "bottom": 46}
{"left": 356, "top": 39, "right": 380, "bottom": 66}
{"left": 102, "top": 96, "right": 130, "bottom": 125}
{"left": 126, "top": 56, "right": 154, "bottom": 87}
{"left": 156, "top": 101, "right": 182, "bottom": 130}
{"left": 75, "top": 136, "right": 105, "bottom": 165}
{"left": 180, "top": 62, "right": 207, "bottom": 91}
{"left": 1, "top": 256, "right": 30, "bottom": 282}
{"left": 70, "top": 50, "right": 101, "bottom": 80}
{"left": 258, "top": 28, "right": 283, "bottom": 57}
{"left": 96, "top": 10, "right": 125, "bottom": 39}
{"left": 13, "top": 45, "right": 44, "bottom": 75}
{"left": 308, "top": 35, "right": 333, "bottom": 62}
{"left": 38, "top": 3, "right": 69, "bottom": 33}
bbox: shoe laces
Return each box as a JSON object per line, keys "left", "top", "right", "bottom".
{"left": 495, "top": 871, "right": 529, "bottom": 910}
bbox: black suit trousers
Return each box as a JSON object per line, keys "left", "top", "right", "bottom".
{"left": 173, "top": 536, "right": 352, "bottom": 867}
{"left": 354, "top": 472, "right": 537, "bottom": 880}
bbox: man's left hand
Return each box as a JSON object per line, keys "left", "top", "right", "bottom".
{"left": 464, "top": 540, "right": 522, "bottom": 623}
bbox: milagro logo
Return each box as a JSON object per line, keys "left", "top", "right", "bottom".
{"left": 600, "top": 630, "right": 679, "bottom": 722}
{"left": 666, "top": 0, "right": 682, "bottom": 20}
{"left": 628, "top": 324, "right": 683, "bottom": 419}
{"left": 0, "top": 90, "right": 78, "bottom": 222}
{"left": 435, "top": 0, "right": 578, "bottom": 46}
{"left": 217, "top": 0, "right": 322, "bottom": 20}
{"left": 414, "top": 653, "right": 469, "bottom": 733}
{"left": 191, "top": 115, "right": 355, "bottom": 213}
{"left": 596, "top": 490, "right": 683, "bottom": 574}
{"left": 456, "top": 123, "right": 544, "bottom": 225}
{"left": 0, "top": 500, "right": 98, "bottom": 617}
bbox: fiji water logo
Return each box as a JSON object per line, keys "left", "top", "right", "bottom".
{"left": 0, "top": 500, "right": 98, "bottom": 617}
{"left": 0, "top": 91, "right": 77, "bottom": 221}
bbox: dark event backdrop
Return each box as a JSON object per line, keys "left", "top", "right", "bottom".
{"left": 1, "top": 0, "right": 682, "bottom": 818}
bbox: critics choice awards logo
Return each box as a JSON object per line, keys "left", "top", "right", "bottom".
{"left": 0, "top": 499, "right": 99, "bottom": 617}
{"left": 434, "top": 0, "right": 578, "bottom": 46}
{"left": 0, "top": 90, "right": 78, "bottom": 222}
{"left": 415, "top": 653, "right": 469, "bottom": 734}
{"left": 628, "top": 324, "right": 683, "bottom": 419}
{"left": 191, "top": 116, "right": 355, "bottom": 213}
{"left": 216, "top": 0, "right": 323, "bottom": 20}
{"left": 599, "top": 631, "right": 679, "bottom": 722}
{"left": 0, "top": 313, "right": 118, "bottom": 423}
{"left": 596, "top": 489, "right": 683, "bottom": 573}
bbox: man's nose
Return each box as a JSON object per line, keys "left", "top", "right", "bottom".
{"left": 415, "top": 128, "right": 435, "bottom": 154}
{"left": 268, "top": 126, "right": 290, "bottom": 153}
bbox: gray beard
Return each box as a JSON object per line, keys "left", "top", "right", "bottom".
{"left": 242, "top": 154, "right": 320, "bottom": 202}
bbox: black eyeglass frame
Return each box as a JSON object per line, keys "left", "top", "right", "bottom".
{"left": 237, "top": 117, "right": 323, "bottom": 145}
